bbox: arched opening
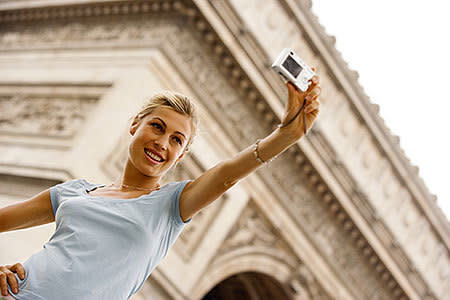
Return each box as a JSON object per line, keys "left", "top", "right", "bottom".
{"left": 201, "top": 271, "right": 293, "bottom": 300}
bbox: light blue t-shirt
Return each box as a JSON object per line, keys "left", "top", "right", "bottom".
{"left": 8, "top": 178, "right": 191, "bottom": 300}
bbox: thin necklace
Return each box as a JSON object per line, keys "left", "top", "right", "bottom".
{"left": 110, "top": 182, "right": 160, "bottom": 192}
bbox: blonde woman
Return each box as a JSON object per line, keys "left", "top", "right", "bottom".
{"left": 0, "top": 75, "right": 320, "bottom": 299}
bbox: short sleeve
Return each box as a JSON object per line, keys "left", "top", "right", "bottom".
{"left": 49, "top": 179, "right": 98, "bottom": 216}
{"left": 171, "top": 179, "right": 193, "bottom": 227}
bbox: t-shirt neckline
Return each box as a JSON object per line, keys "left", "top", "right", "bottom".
{"left": 83, "top": 182, "right": 159, "bottom": 201}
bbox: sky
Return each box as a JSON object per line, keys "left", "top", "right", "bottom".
{"left": 311, "top": 1, "right": 450, "bottom": 219}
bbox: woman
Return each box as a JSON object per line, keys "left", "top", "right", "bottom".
{"left": 0, "top": 75, "right": 321, "bottom": 299}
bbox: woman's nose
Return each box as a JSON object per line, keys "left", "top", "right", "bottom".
{"left": 154, "top": 136, "right": 168, "bottom": 151}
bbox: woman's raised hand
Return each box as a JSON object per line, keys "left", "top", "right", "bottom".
{"left": 280, "top": 71, "right": 321, "bottom": 140}
{"left": 0, "top": 263, "right": 25, "bottom": 296}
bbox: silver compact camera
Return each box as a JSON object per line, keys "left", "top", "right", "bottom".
{"left": 272, "top": 48, "right": 315, "bottom": 92}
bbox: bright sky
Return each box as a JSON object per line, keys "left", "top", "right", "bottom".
{"left": 311, "top": 1, "right": 450, "bottom": 219}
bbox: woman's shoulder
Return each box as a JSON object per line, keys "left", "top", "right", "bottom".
{"left": 160, "top": 179, "right": 192, "bottom": 191}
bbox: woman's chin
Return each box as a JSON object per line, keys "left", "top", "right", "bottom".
{"left": 140, "top": 163, "right": 171, "bottom": 178}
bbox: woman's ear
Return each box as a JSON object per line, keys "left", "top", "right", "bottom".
{"left": 130, "top": 115, "right": 140, "bottom": 136}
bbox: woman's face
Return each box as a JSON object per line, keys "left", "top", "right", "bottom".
{"left": 128, "top": 107, "right": 192, "bottom": 178}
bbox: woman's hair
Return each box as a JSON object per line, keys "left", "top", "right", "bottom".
{"left": 135, "top": 91, "right": 199, "bottom": 151}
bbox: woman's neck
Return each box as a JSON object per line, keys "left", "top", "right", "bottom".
{"left": 117, "top": 159, "right": 162, "bottom": 191}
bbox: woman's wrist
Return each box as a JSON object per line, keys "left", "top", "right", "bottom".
{"left": 256, "top": 128, "right": 300, "bottom": 164}
{"left": 275, "top": 125, "right": 304, "bottom": 145}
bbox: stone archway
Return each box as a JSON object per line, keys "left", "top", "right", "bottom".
{"left": 201, "top": 272, "right": 292, "bottom": 300}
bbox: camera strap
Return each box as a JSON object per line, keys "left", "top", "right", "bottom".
{"left": 278, "top": 98, "right": 308, "bottom": 135}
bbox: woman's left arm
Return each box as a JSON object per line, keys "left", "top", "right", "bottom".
{"left": 179, "top": 74, "right": 321, "bottom": 222}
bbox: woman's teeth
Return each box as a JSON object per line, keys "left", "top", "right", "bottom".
{"left": 145, "top": 149, "right": 163, "bottom": 162}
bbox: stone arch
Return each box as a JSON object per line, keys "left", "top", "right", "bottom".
{"left": 202, "top": 272, "right": 292, "bottom": 300}
{"left": 192, "top": 251, "right": 293, "bottom": 300}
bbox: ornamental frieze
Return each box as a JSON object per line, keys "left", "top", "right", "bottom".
{"left": 0, "top": 91, "right": 98, "bottom": 138}
{"left": 213, "top": 200, "right": 333, "bottom": 300}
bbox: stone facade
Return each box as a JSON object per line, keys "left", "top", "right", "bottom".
{"left": 0, "top": 1, "right": 448, "bottom": 299}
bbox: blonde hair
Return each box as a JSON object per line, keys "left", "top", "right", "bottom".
{"left": 135, "top": 91, "right": 199, "bottom": 151}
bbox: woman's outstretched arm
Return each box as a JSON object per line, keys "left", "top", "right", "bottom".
{"left": 179, "top": 75, "right": 321, "bottom": 222}
{"left": 0, "top": 189, "right": 54, "bottom": 233}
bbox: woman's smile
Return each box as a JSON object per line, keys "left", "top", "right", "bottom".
{"left": 144, "top": 148, "right": 165, "bottom": 164}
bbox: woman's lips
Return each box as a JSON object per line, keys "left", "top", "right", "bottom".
{"left": 144, "top": 148, "right": 164, "bottom": 164}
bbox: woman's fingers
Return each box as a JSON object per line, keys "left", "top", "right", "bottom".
{"left": 0, "top": 266, "right": 11, "bottom": 296}
{"left": 305, "top": 86, "right": 321, "bottom": 104}
{"left": 306, "top": 100, "right": 320, "bottom": 113}
{"left": 6, "top": 271, "right": 18, "bottom": 294}
{"left": 10, "top": 263, "right": 25, "bottom": 280}
{"left": 0, "top": 264, "right": 24, "bottom": 296}
{"left": 305, "top": 75, "right": 320, "bottom": 93}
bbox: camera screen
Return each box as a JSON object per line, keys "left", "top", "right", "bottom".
{"left": 282, "top": 56, "right": 302, "bottom": 78}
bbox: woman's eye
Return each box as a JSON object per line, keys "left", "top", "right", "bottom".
{"left": 151, "top": 123, "right": 162, "bottom": 130}
{"left": 173, "top": 137, "right": 183, "bottom": 145}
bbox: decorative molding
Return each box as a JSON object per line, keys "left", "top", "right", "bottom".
{"left": 0, "top": 83, "right": 106, "bottom": 141}
{"left": 0, "top": 93, "right": 96, "bottom": 137}
{"left": 0, "top": 1, "right": 188, "bottom": 24}
{"left": 212, "top": 200, "right": 333, "bottom": 300}
{"left": 289, "top": 265, "right": 332, "bottom": 300}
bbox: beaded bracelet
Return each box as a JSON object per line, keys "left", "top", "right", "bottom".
{"left": 253, "top": 139, "right": 275, "bottom": 164}
{"left": 253, "top": 139, "right": 265, "bottom": 164}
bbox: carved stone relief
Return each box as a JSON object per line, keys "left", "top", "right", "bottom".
{"left": 0, "top": 17, "right": 174, "bottom": 48}
{"left": 213, "top": 200, "right": 332, "bottom": 300}
{"left": 264, "top": 151, "right": 393, "bottom": 298}
{"left": 228, "top": 0, "right": 304, "bottom": 61}
{"left": 289, "top": 265, "right": 331, "bottom": 300}
{"left": 0, "top": 91, "right": 98, "bottom": 138}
